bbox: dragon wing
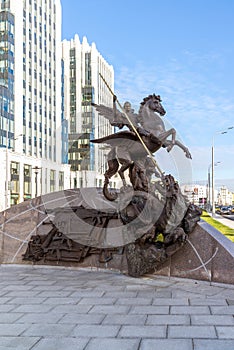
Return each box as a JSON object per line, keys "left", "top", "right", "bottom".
{"left": 90, "top": 130, "right": 139, "bottom": 148}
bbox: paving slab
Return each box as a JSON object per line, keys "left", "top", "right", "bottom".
{"left": 189, "top": 298, "right": 228, "bottom": 305}
{"left": 32, "top": 337, "right": 89, "bottom": 350}
{"left": 0, "top": 312, "right": 24, "bottom": 323}
{"left": 85, "top": 338, "right": 140, "bottom": 350}
{"left": 210, "top": 305, "right": 234, "bottom": 314}
{"left": 78, "top": 297, "right": 116, "bottom": 305}
{"left": 0, "top": 336, "right": 40, "bottom": 349}
{"left": 0, "top": 324, "right": 30, "bottom": 336}
{"left": 71, "top": 324, "right": 120, "bottom": 337}
{"left": 146, "top": 314, "right": 190, "bottom": 325}
{"left": 102, "top": 314, "right": 147, "bottom": 325}
{"left": 170, "top": 305, "right": 210, "bottom": 314}
{"left": 118, "top": 325, "right": 166, "bottom": 338}
{"left": 22, "top": 323, "right": 75, "bottom": 337}
{"left": 216, "top": 326, "right": 234, "bottom": 339}
{"left": 88, "top": 305, "right": 130, "bottom": 314}
{"left": 168, "top": 325, "right": 217, "bottom": 338}
{"left": 152, "top": 297, "right": 189, "bottom": 305}
{"left": 58, "top": 313, "right": 105, "bottom": 325}
{"left": 0, "top": 264, "right": 234, "bottom": 349}
{"left": 140, "top": 339, "right": 193, "bottom": 350}
{"left": 129, "top": 305, "right": 169, "bottom": 314}
{"left": 15, "top": 312, "right": 63, "bottom": 324}
{"left": 191, "top": 315, "right": 234, "bottom": 325}
{"left": 194, "top": 339, "right": 234, "bottom": 350}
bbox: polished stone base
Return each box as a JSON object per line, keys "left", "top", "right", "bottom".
{"left": 0, "top": 189, "right": 233, "bottom": 284}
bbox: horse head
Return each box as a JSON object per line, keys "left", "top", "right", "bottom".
{"left": 139, "top": 94, "right": 166, "bottom": 116}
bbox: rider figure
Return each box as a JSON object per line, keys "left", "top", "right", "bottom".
{"left": 112, "top": 95, "right": 150, "bottom": 138}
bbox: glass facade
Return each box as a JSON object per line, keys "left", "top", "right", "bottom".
{"left": 61, "top": 59, "right": 68, "bottom": 163}
{"left": 69, "top": 48, "right": 76, "bottom": 133}
{"left": 68, "top": 50, "right": 95, "bottom": 172}
{"left": 0, "top": 5, "right": 14, "bottom": 149}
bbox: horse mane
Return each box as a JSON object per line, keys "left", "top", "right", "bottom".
{"left": 138, "top": 94, "right": 162, "bottom": 115}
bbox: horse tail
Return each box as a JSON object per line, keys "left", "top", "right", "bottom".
{"left": 103, "top": 150, "right": 119, "bottom": 201}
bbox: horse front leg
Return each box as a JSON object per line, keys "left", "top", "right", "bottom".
{"left": 174, "top": 140, "right": 192, "bottom": 159}
{"left": 164, "top": 140, "right": 192, "bottom": 159}
{"left": 158, "top": 128, "right": 176, "bottom": 152}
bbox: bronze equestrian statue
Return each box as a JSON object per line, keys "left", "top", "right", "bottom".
{"left": 91, "top": 94, "right": 191, "bottom": 201}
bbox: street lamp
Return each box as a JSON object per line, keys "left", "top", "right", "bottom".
{"left": 207, "top": 161, "right": 220, "bottom": 212}
{"left": 211, "top": 126, "right": 234, "bottom": 216}
{"left": 32, "top": 166, "right": 41, "bottom": 198}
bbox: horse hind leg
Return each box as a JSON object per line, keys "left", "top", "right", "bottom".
{"left": 103, "top": 158, "right": 119, "bottom": 201}
{"left": 118, "top": 160, "right": 134, "bottom": 187}
{"left": 104, "top": 158, "right": 119, "bottom": 183}
{"left": 104, "top": 148, "right": 119, "bottom": 184}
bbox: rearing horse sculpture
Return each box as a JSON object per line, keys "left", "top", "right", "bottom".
{"left": 91, "top": 94, "right": 191, "bottom": 201}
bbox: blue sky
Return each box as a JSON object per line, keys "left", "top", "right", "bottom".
{"left": 61, "top": 0, "right": 234, "bottom": 190}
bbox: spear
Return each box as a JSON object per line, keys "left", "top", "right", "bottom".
{"left": 99, "top": 73, "right": 163, "bottom": 177}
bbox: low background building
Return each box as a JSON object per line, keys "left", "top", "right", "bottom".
{"left": 217, "top": 186, "right": 233, "bottom": 206}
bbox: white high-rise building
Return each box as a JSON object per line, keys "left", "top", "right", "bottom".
{"left": 0, "top": 0, "right": 70, "bottom": 211}
{"left": 62, "top": 35, "right": 119, "bottom": 189}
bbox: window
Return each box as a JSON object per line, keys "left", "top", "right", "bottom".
{"left": 10, "top": 161, "right": 20, "bottom": 198}
{"left": 50, "top": 169, "right": 55, "bottom": 192}
{"left": 24, "top": 164, "right": 32, "bottom": 199}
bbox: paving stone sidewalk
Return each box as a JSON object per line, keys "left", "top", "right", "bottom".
{"left": 0, "top": 265, "right": 234, "bottom": 350}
